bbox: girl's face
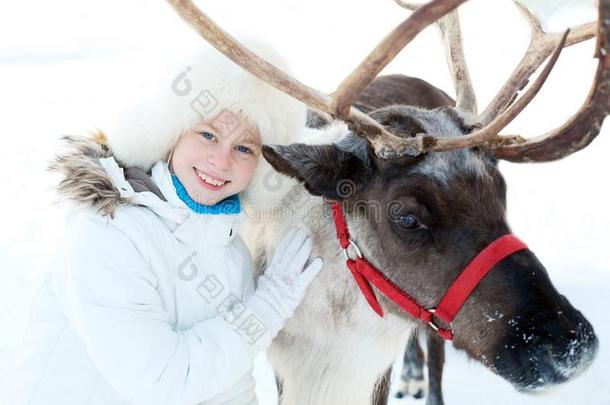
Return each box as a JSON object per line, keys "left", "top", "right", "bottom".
{"left": 170, "top": 110, "right": 262, "bottom": 206}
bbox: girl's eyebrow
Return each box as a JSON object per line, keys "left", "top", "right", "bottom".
{"left": 194, "top": 122, "right": 221, "bottom": 134}
{"left": 206, "top": 122, "right": 222, "bottom": 134}
{"left": 240, "top": 130, "right": 261, "bottom": 145}
{"left": 241, "top": 137, "right": 260, "bottom": 146}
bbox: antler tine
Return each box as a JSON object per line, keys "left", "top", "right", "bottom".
{"left": 409, "top": 30, "right": 568, "bottom": 153}
{"left": 438, "top": 10, "right": 478, "bottom": 116}
{"left": 513, "top": 0, "right": 544, "bottom": 38}
{"left": 166, "top": 0, "right": 418, "bottom": 158}
{"left": 490, "top": 1, "right": 610, "bottom": 162}
{"left": 395, "top": 0, "right": 477, "bottom": 116}
{"left": 329, "top": 0, "right": 468, "bottom": 119}
{"left": 394, "top": 0, "right": 419, "bottom": 11}
{"left": 478, "top": 1, "right": 596, "bottom": 125}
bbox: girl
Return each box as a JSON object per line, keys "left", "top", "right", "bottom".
{"left": 1, "top": 42, "right": 322, "bottom": 405}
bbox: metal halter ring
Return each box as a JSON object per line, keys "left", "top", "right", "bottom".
{"left": 427, "top": 308, "right": 440, "bottom": 332}
{"left": 426, "top": 308, "right": 453, "bottom": 334}
{"left": 343, "top": 238, "right": 363, "bottom": 261}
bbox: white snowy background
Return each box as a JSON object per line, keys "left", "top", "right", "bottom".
{"left": 0, "top": 0, "right": 608, "bottom": 404}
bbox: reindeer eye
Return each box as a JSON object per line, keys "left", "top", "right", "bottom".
{"left": 397, "top": 214, "right": 425, "bottom": 230}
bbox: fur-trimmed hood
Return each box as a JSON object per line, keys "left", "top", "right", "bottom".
{"left": 49, "top": 132, "right": 134, "bottom": 218}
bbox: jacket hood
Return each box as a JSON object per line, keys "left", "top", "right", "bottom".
{"left": 49, "top": 132, "right": 133, "bottom": 218}
{"left": 49, "top": 132, "right": 188, "bottom": 221}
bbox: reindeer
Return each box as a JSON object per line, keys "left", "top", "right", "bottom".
{"left": 166, "top": 0, "right": 609, "bottom": 404}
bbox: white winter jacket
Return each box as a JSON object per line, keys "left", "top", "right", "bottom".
{"left": 1, "top": 136, "right": 262, "bottom": 405}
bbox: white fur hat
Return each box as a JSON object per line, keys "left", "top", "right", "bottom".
{"left": 106, "top": 39, "right": 307, "bottom": 173}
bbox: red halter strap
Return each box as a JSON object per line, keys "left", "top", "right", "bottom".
{"left": 331, "top": 201, "right": 528, "bottom": 340}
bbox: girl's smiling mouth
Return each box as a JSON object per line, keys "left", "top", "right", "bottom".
{"left": 193, "top": 167, "right": 230, "bottom": 190}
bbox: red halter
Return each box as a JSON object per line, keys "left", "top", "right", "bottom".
{"left": 331, "top": 201, "right": 528, "bottom": 340}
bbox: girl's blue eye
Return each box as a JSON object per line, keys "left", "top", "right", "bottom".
{"left": 236, "top": 145, "right": 252, "bottom": 154}
{"left": 201, "top": 131, "right": 215, "bottom": 141}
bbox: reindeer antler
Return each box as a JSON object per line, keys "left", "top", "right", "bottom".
{"left": 393, "top": 0, "right": 605, "bottom": 161}
{"left": 486, "top": 2, "right": 609, "bottom": 162}
{"left": 419, "top": 29, "right": 569, "bottom": 153}
{"left": 166, "top": 0, "right": 465, "bottom": 158}
{"left": 166, "top": 0, "right": 608, "bottom": 162}
{"left": 479, "top": 1, "right": 597, "bottom": 125}
{"left": 329, "top": 0, "right": 468, "bottom": 119}
{"left": 394, "top": 0, "right": 477, "bottom": 117}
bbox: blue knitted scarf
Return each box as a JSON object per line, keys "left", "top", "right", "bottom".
{"left": 171, "top": 174, "right": 241, "bottom": 215}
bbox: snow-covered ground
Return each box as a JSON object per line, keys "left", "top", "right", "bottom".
{"left": 0, "top": 0, "right": 608, "bottom": 404}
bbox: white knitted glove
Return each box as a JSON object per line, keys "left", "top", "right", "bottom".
{"left": 227, "top": 226, "right": 323, "bottom": 355}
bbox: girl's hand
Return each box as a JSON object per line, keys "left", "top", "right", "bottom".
{"left": 235, "top": 226, "right": 323, "bottom": 353}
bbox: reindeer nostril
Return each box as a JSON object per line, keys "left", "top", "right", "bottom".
{"left": 497, "top": 309, "right": 599, "bottom": 391}
{"left": 556, "top": 313, "right": 578, "bottom": 338}
{"left": 533, "top": 315, "right": 598, "bottom": 382}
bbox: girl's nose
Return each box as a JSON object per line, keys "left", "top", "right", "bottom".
{"left": 208, "top": 147, "right": 231, "bottom": 173}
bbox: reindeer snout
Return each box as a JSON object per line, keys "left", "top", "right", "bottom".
{"left": 527, "top": 308, "right": 598, "bottom": 388}
{"left": 492, "top": 303, "right": 598, "bottom": 391}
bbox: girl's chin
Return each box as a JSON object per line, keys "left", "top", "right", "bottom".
{"left": 192, "top": 191, "right": 224, "bottom": 206}
{"left": 181, "top": 183, "right": 219, "bottom": 205}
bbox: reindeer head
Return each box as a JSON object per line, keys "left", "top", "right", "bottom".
{"left": 167, "top": 0, "right": 609, "bottom": 392}
{"left": 261, "top": 104, "right": 598, "bottom": 390}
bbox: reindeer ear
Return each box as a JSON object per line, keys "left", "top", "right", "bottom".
{"left": 262, "top": 143, "right": 372, "bottom": 200}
